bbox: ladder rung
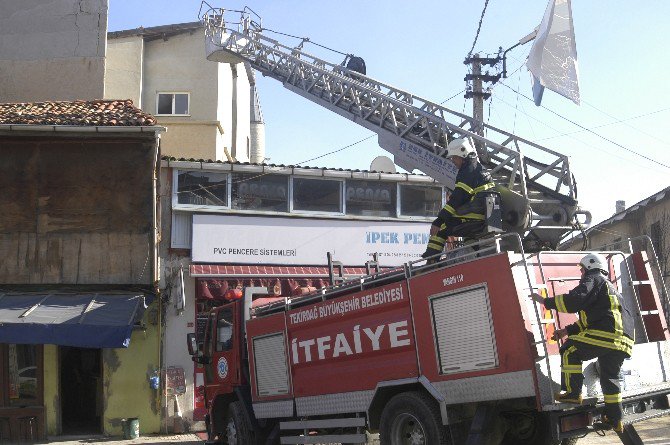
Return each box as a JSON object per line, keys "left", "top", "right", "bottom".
{"left": 632, "top": 280, "right": 651, "bottom": 286}
{"left": 640, "top": 310, "right": 659, "bottom": 316}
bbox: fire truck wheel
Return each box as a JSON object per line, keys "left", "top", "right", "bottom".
{"left": 225, "top": 401, "right": 255, "bottom": 445}
{"left": 379, "top": 391, "right": 450, "bottom": 445}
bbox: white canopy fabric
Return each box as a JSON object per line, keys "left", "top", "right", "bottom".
{"left": 527, "top": 0, "right": 580, "bottom": 106}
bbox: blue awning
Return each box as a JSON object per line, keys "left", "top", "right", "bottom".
{"left": 0, "top": 293, "right": 152, "bottom": 348}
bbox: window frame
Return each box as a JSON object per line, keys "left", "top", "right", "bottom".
{"left": 170, "top": 167, "right": 442, "bottom": 222}
{"left": 155, "top": 92, "right": 191, "bottom": 116}
{"left": 396, "top": 183, "right": 445, "bottom": 221}
{"left": 230, "top": 172, "right": 290, "bottom": 213}
{"left": 0, "top": 344, "right": 44, "bottom": 407}
{"left": 172, "top": 169, "right": 231, "bottom": 212}
{"left": 344, "top": 179, "right": 399, "bottom": 218}
{"left": 290, "top": 176, "right": 345, "bottom": 216}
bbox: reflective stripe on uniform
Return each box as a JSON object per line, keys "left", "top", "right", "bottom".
{"left": 604, "top": 393, "right": 622, "bottom": 404}
{"left": 555, "top": 294, "right": 568, "bottom": 313}
{"left": 569, "top": 333, "right": 633, "bottom": 355}
{"left": 607, "top": 284, "right": 624, "bottom": 337}
{"left": 441, "top": 203, "right": 484, "bottom": 220}
{"left": 562, "top": 346, "right": 578, "bottom": 394}
{"left": 472, "top": 182, "right": 495, "bottom": 194}
{"left": 579, "top": 310, "right": 588, "bottom": 328}
{"left": 443, "top": 204, "right": 457, "bottom": 215}
{"left": 562, "top": 364, "right": 583, "bottom": 373}
{"left": 455, "top": 182, "right": 474, "bottom": 194}
{"left": 457, "top": 212, "right": 485, "bottom": 220}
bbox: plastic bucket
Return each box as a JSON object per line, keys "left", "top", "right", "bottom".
{"left": 122, "top": 417, "right": 140, "bottom": 439}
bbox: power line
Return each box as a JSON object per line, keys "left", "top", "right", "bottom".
{"left": 491, "top": 93, "right": 667, "bottom": 173}
{"left": 440, "top": 89, "right": 466, "bottom": 105}
{"left": 467, "top": 0, "right": 491, "bottom": 57}
{"left": 536, "top": 108, "right": 670, "bottom": 142}
{"left": 581, "top": 99, "right": 670, "bottom": 146}
{"left": 500, "top": 83, "right": 670, "bottom": 169}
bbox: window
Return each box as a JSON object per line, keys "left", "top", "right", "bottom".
{"left": 157, "top": 92, "right": 189, "bottom": 115}
{"left": 231, "top": 173, "right": 288, "bottom": 212}
{"left": 216, "top": 308, "right": 234, "bottom": 352}
{"left": 346, "top": 180, "right": 396, "bottom": 217}
{"left": 399, "top": 184, "right": 443, "bottom": 217}
{"left": 1, "top": 344, "right": 43, "bottom": 407}
{"left": 176, "top": 170, "right": 228, "bottom": 207}
{"left": 293, "top": 178, "right": 343, "bottom": 213}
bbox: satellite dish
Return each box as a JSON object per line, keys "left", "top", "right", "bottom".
{"left": 370, "top": 156, "right": 397, "bottom": 173}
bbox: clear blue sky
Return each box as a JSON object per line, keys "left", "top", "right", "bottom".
{"left": 109, "top": 0, "right": 670, "bottom": 227}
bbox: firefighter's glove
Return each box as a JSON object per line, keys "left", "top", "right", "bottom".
{"left": 529, "top": 293, "right": 545, "bottom": 304}
{"left": 552, "top": 328, "right": 568, "bottom": 341}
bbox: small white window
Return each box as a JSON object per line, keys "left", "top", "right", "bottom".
{"left": 156, "top": 92, "right": 189, "bottom": 115}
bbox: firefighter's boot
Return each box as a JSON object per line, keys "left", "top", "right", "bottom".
{"left": 554, "top": 392, "right": 582, "bottom": 404}
{"left": 592, "top": 415, "right": 623, "bottom": 433}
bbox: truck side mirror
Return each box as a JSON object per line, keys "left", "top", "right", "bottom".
{"left": 187, "top": 333, "right": 198, "bottom": 356}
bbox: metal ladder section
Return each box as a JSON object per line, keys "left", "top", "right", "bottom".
{"left": 511, "top": 245, "right": 561, "bottom": 410}
{"left": 199, "top": 5, "right": 588, "bottom": 248}
{"left": 278, "top": 417, "right": 366, "bottom": 444}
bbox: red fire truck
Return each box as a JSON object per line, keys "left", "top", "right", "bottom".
{"left": 188, "top": 234, "right": 670, "bottom": 445}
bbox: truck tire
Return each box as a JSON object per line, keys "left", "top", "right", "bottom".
{"left": 501, "top": 411, "right": 579, "bottom": 445}
{"left": 379, "top": 391, "right": 450, "bottom": 445}
{"left": 225, "top": 400, "right": 256, "bottom": 445}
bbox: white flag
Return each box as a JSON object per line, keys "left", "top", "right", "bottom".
{"left": 526, "top": 0, "right": 580, "bottom": 106}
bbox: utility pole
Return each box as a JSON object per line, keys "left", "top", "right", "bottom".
{"left": 464, "top": 53, "right": 500, "bottom": 162}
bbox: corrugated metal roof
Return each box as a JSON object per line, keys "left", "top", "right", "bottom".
{"left": 0, "top": 100, "right": 158, "bottom": 127}
{"left": 162, "top": 156, "right": 439, "bottom": 180}
{"left": 108, "top": 22, "right": 202, "bottom": 40}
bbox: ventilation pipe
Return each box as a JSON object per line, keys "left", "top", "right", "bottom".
{"left": 245, "top": 62, "right": 266, "bottom": 164}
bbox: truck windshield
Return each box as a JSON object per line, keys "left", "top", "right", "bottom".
{"left": 216, "top": 307, "right": 234, "bottom": 352}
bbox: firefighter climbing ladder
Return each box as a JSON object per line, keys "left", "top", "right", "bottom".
{"left": 199, "top": 4, "right": 591, "bottom": 251}
{"left": 533, "top": 236, "right": 670, "bottom": 444}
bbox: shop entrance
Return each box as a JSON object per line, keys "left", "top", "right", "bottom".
{"left": 59, "top": 347, "right": 102, "bottom": 434}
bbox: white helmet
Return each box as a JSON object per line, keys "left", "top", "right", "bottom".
{"left": 446, "top": 137, "right": 477, "bottom": 158}
{"left": 580, "top": 253, "right": 608, "bottom": 273}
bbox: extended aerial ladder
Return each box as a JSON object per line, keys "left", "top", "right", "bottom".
{"left": 199, "top": 5, "right": 592, "bottom": 251}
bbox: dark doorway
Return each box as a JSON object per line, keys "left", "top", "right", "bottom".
{"left": 59, "top": 347, "right": 102, "bottom": 434}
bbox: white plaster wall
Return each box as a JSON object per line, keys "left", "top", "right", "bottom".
{"left": 0, "top": 0, "right": 107, "bottom": 101}
{"left": 162, "top": 255, "right": 199, "bottom": 428}
{"left": 105, "top": 36, "right": 143, "bottom": 106}
{"left": 158, "top": 166, "right": 202, "bottom": 430}
{"left": 142, "top": 29, "right": 224, "bottom": 160}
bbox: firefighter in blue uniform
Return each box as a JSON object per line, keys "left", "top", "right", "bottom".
{"left": 531, "top": 253, "right": 635, "bottom": 432}
{"left": 421, "top": 137, "right": 496, "bottom": 262}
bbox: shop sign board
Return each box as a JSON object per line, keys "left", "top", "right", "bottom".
{"left": 192, "top": 214, "right": 430, "bottom": 266}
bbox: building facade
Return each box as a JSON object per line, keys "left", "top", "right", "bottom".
{"left": 106, "top": 22, "right": 259, "bottom": 163}
{"left": 159, "top": 158, "right": 443, "bottom": 428}
{"left": 0, "top": 100, "right": 163, "bottom": 439}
